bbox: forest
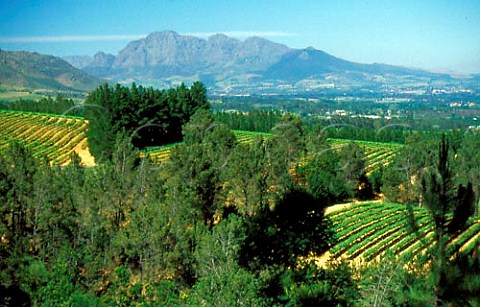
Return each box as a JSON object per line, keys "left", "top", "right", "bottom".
{"left": 1, "top": 82, "right": 480, "bottom": 306}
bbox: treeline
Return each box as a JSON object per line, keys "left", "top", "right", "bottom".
{"left": 215, "top": 111, "right": 410, "bottom": 143}
{"left": 215, "top": 110, "right": 283, "bottom": 133}
{"left": 84, "top": 82, "right": 209, "bottom": 161}
{"left": 0, "top": 96, "right": 78, "bottom": 115}
{"left": 317, "top": 118, "right": 409, "bottom": 143}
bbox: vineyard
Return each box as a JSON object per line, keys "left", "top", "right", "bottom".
{"left": 323, "top": 202, "right": 480, "bottom": 266}
{"left": 328, "top": 138, "right": 402, "bottom": 174}
{"left": 0, "top": 111, "right": 403, "bottom": 170}
{"left": 0, "top": 110, "right": 91, "bottom": 165}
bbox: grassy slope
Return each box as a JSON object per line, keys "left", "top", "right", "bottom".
{"left": 0, "top": 50, "right": 103, "bottom": 92}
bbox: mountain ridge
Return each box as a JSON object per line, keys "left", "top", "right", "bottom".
{"left": 1, "top": 50, "right": 103, "bottom": 92}
{"left": 61, "top": 30, "right": 472, "bottom": 93}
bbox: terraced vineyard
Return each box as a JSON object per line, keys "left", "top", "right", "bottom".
{"left": 328, "top": 139, "right": 403, "bottom": 174}
{"left": 324, "top": 202, "right": 480, "bottom": 265}
{"left": 0, "top": 110, "right": 89, "bottom": 165}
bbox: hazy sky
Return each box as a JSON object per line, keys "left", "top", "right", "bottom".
{"left": 1, "top": 0, "right": 479, "bottom": 73}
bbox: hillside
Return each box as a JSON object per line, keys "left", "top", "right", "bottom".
{"left": 321, "top": 201, "right": 480, "bottom": 266}
{"left": 0, "top": 50, "right": 103, "bottom": 92}
{"left": 63, "top": 30, "right": 467, "bottom": 94}
{"left": 0, "top": 110, "right": 94, "bottom": 166}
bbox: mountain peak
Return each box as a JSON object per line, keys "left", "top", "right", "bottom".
{"left": 93, "top": 52, "right": 115, "bottom": 67}
{"left": 208, "top": 33, "right": 239, "bottom": 44}
{"left": 147, "top": 30, "right": 180, "bottom": 39}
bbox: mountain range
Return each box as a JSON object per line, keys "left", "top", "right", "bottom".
{"left": 62, "top": 30, "right": 478, "bottom": 94}
{"left": 2, "top": 31, "right": 476, "bottom": 95}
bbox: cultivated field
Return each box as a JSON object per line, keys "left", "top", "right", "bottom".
{"left": 328, "top": 138, "right": 402, "bottom": 174}
{"left": 0, "top": 110, "right": 92, "bottom": 165}
{"left": 322, "top": 201, "right": 480, "bottom": 266}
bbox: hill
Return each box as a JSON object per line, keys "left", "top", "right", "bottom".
{"left": 63, "top": 30, "right": 470, "bottom": 94}
{"left": 0, "top": 50, "right": 103, "bottom": 92}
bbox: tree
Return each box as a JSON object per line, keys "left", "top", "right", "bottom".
{"left": 269, "top": 114, "right": 306, "bottom": 167}
{"left": 85, "top": 82, "right": 210, "bottom": 161}
{"left": 338, "top": 142, "right": 368, "bottom": 199}
{"left": 0, "top": 142, "right": 41, "bottom": 285}
{"left": 240, "top": 185, "right": 333, "bottom": 272}
{"left": 382, "top": 132, "right": 438, "bottom": 204}
{"left": 222, "top": 136, "right": 270, "bottom": 216}
{"left": 188, "top": 215, "right": 265, "bottom": 306}
{"left": 280, "top": 261, "right": 359, "bottom": 306}
{"left": 296, "top": 146, "right": 350, "bottom": 204}
{"left": 421, "top": 135, "right": 477, "bottom": 305}
{"left": 168, "top": 109, "right": 235, "bottom": 228}
{"left": 456, "top": 131, "right": 480, "bottom": 213}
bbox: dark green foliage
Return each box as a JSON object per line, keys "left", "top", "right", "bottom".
{"left": 449, "top": 182, "right": 475, "bottom": 232}
{"left": 280, "top": 262, "right": 359, "bottom": 306}
{"left": 270, "top": 114, "right": 306, "bottom": 166}
{"left": 215, "top": 109, "right": 282, "bottom": 132}
{"left": 422, "top": 135, "right": 455, "bottom": 235}
{"left": 338, "top": 142, "right": 368, "bottom": 197}
{"left": 240, "top": 185, "right": 333, "bottom": 271}
{"left": 0, "top": 142, "right": 41, "bottom": 279}
{"left": 1, "top": 95, "right": 77, "bottom": 115}
{"left": 297, "top": 148, "right": 350, "bottom": 204}
{"left": 456, "top": 131, "right": 480, "bottom": 210}
{"left": 382, "top": 132, "right": 439, "bottom": 203}
{"left": 168, "top": 109, "right": 235, "bottom": 229}
{"left": 369, "top": 167, "right": 384, "bottom": 194}
{"left": 85, "top": 81, "right": 209, "bottom": 161}
{"left": 188, "top": 216, "right": 265, "bottom": 306}
{"left": 188, "top": 267, "right": 264, "bottom": 306}
{"left": 419, "top": 135, "right": 478, "bottom": 305}
{"left": 222, "top": 136, "right": 270, "bottom": 215}
{"left": 298, "top": 139, "right": 369, "bottom": 203}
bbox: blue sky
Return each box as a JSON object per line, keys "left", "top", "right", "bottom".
{"left": 1, "top": 0, "right": 479, "bottom": 73}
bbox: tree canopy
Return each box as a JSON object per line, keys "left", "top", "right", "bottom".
{"left": 85, "top": 82, "right": 209, "bottom": 161}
